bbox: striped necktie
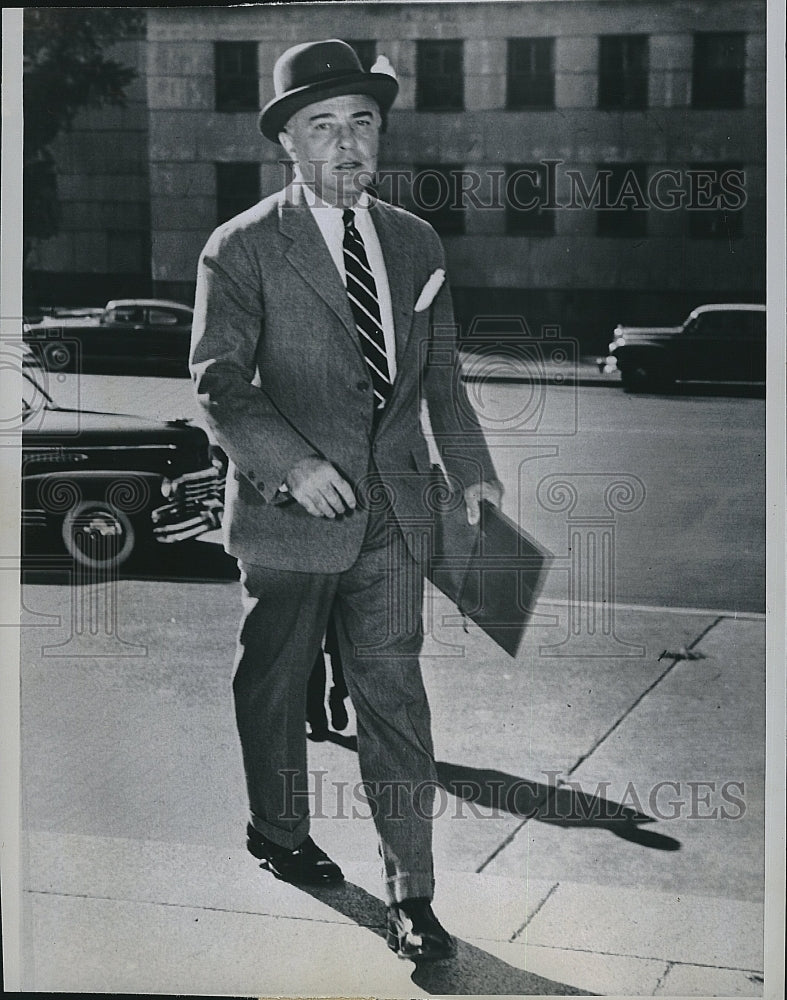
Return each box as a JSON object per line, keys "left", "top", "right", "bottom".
{"left": 342, "top": 208, "right": 392, "bottom": 412}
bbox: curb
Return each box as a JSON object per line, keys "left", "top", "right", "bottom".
{"left": 459, "top": 352, "right": 618, "bottom": 388}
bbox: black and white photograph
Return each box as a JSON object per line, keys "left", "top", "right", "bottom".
{"left": 1, "top": 2, "right": 784, "bottom": 996}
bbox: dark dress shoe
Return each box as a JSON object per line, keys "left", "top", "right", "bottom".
{"left": 246, "top": 824, "right": 344, "bottom": 885}
{"left": 386, "top": 897, "right": 457, "bottom": 961}
{"left": 307, "top": 722, "right": 329, "bottom": 741}
{"left": 329, "top": 686, "right": 349, "bottom": 731}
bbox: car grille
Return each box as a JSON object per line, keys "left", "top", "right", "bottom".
{"left": 174, "top": 467, "right": 225, "bottom": 502}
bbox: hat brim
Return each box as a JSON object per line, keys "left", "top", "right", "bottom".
{"left": 258, "top": 72, "right": 399, "bottom": 142}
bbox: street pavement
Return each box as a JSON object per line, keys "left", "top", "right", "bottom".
{"left": 12, "top": 365, "right": 770, "bottom": 995}
{"left": 18, "top": 571, "right": 765, "bottom": 996}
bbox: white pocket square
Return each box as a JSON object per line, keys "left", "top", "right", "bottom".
{"left": 414, "top": 269, "right": 445, "bottom": 312}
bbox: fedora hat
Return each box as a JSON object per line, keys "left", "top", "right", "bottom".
{"left": 258, "top": 39, "right": 399, "bottom": 142}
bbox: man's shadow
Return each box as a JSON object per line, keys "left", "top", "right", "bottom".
{"left": 298, "top": 879, "right": 589, "bottom": 996}
{"left": 321, "top": 743, "right": 682, "bottom": 851}
{"left": 437, "top": 760, "right": 681, "bottom": 851}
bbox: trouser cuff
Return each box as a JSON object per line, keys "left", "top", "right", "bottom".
{"left": 386, "top": 871, "right": 435, "bottom": 905}
{"left": 249, "top": 810, "right": 310, "bottom": 850}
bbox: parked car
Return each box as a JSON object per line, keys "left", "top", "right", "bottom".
{"left": 23, "top": 299, "right": 194, "bottom": 376}
{"left": 22, "top": 369, "right": 224, "bottom": 569}
{"left": 600, "top": 303, "right": 766, "bottom": 392}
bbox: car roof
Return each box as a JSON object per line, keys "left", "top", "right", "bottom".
{"left": 690, "top": 303, "right": 765, "bottom": 315}
{"left": 105, "top": 298, "right": 193, "bottom": 312}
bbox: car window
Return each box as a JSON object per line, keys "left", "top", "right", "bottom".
{"left": 147, "top": 308, "right": 180, "bottom": 326}
{"left": 111, "top": 307, "right": 144, "bottom": 324}
{"left": 709, "top": 312, "right": 762, "bottom": 339}
{"left": 687, "top": 311, "right": 763, "bottom": 339}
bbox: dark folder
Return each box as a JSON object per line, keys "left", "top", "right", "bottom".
{"left": 426, "top": 498, "right": 552, "bottom": 658}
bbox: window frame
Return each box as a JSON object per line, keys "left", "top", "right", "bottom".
{"left": 506, "top": 37, "right": 555, "bottom": 110}
{"left": 416, "top": 40, "right": 465, "bottom": 111}
{"left": 215, "top": 162, "right": 262, "bottom": 226}
{"left": 214, "top": 41, "right": 259, "bottom": 113}
{"left": 687, "top": 162, "right": 744, "bottom": 240}
{"left": 505, "top": 163, "right": 556, "bottom": 236}
{"left": 595, "top": 162, "right": 649, "bottom": 238}
{"left": 598, "top": 35, "right": 649, "bottom": 111}
{"left": 412, "top": 163, "right": 466, "bottom": 235}
{"left": 692, "top": 32, "right": 746, "bottom": 109}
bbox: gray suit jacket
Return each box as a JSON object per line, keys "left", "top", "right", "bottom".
{"left": 190, "top": 184, "right": 497, "bottom": 572}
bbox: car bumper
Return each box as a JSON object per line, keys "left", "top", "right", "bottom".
{"left": 150, "top": 467, "right": 224, "bottom": 544}
{"left": 597, "top": 355, "right": 620, "bottom": 375}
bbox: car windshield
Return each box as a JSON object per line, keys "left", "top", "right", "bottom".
{"left": 22, "top": 370, "right": 56, "bottom": 422}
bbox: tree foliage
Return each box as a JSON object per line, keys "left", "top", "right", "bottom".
{"left": 24, "top": 8, "right": 143, "bottom": 249}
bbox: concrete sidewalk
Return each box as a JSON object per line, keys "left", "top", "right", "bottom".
{"left": 19, "top": 587, "right": 765, "bottom": 996}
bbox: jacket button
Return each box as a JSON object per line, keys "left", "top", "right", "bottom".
{"left": 248, "top": 470, "right": 255, "bottom": 480}
{"left": 356, "top": 380, "right": 369, "bottom": 391}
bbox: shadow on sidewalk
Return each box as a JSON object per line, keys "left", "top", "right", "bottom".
{"left": 437, "top": 761, "right": 681, "bottom": 851}
{"left": 322, "top": 740, "right": 681, "bottom": 851}
{"left": 300, "top": 879, "right": 589, "bottom": 996}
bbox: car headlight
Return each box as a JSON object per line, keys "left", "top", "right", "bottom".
{"left": 160, "top": 477, "right": 174, "bottom": 499}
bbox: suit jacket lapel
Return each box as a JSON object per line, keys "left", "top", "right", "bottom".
{"left": 370, "top": 200, "right": 415, "bottom": 367}
{"left": 278, "top": 188, "right": 361, "bottom": 356}
{"left": 277, "top": 188, "right": 416, "bottom": 377}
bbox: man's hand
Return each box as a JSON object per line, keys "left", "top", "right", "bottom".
{"left": 285, "top": 456, "right": 356, "bottom": 519}
{"left": 464, "top": 480, "right": 504, "bottom": 526}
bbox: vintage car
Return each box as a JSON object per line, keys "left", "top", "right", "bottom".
{"left": 23, "top": 298, "right": 194, "bottom": 376}
{"left": 22, "top": 369, "right": 224, "bottom": 569}
{"left": 600, "top": 303, "right": 766, "bottom": 391}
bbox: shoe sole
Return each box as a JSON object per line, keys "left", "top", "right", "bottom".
{"left": 258, "top": 857, "right": 345, "bottom": 885}
{"left": 386, "top": 929, "right": 456, "bottom": 961}
{"left": 248, "top": 839, "right": 344, "bottom": 885}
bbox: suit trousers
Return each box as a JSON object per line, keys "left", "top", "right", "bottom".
{"left": 233, "top": 501, "right": 437, "bottom": 904}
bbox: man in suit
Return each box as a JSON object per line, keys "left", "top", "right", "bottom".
{"left": 191, "top": 39, "right": 502, "bottom": 961}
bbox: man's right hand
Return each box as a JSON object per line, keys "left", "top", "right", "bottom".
{"left": 284, "top": 456, "right": 356, "bottom": 519}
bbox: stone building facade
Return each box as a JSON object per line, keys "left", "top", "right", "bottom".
{"left": 32, "top": 2, "right": 768, "bottom": 350}
{"left": 25, "top": 26, "right": 151, "bottom": 306}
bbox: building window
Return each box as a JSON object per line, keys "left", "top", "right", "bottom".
{"left": 692, "top": 33, "right": 745, "bottom": 108}
{"left": 596, "top": 164, "right": 648, "bottom": 237}
{"left": 215, "top": 41, "right": 259, "bottom": 112}
{"left": 416, "top": 41, "right": 464, "bottom": 111}
{"left": 506, "top": 164, "right": 555, "bottom": 235}
{"left": 346, "top": 40, "right": 377, "bottom": 71}
{"left": 598, "top": 35, "right": 649, "bottom": 109}
{"left": 215, "top": 163, "right": 261, "bottom": 225}
{"left": 687, "top": 163, "right": 744, "bottom": 239}
{"left": 412, "top": 165, "right": 465, "bottom": 235}
{"left": 507, "top": 38, "right": 555, "bottom": 109}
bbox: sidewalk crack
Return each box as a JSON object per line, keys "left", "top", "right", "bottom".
{"left": 508, "top": 881, "right": 559, "bottom": 942}
{"left": 566, "top": 615, "right": 724, "bottom": 778}
{"left": 476, "top": 616, "right": 725, "bottom": 871}
{"left": 653, "top": 960, "right": 675, "bottom": 994}
{"left": 25, "top": 888, "right": 379, "bottom": 927}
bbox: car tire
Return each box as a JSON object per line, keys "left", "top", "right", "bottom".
{"left": 60, "top": 500, "right": 137, "bottom": 571}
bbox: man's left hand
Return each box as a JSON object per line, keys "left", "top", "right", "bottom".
{"left": 464, "top": 480, "right": 504, "bottom": 526}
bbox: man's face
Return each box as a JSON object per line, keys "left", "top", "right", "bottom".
{"left": 279, "top": 94, "right": 381, "bottom": 207}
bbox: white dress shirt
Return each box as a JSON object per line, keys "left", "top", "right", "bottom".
{"left": 303, "top": 186, "right": 398, "bottom": 382}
